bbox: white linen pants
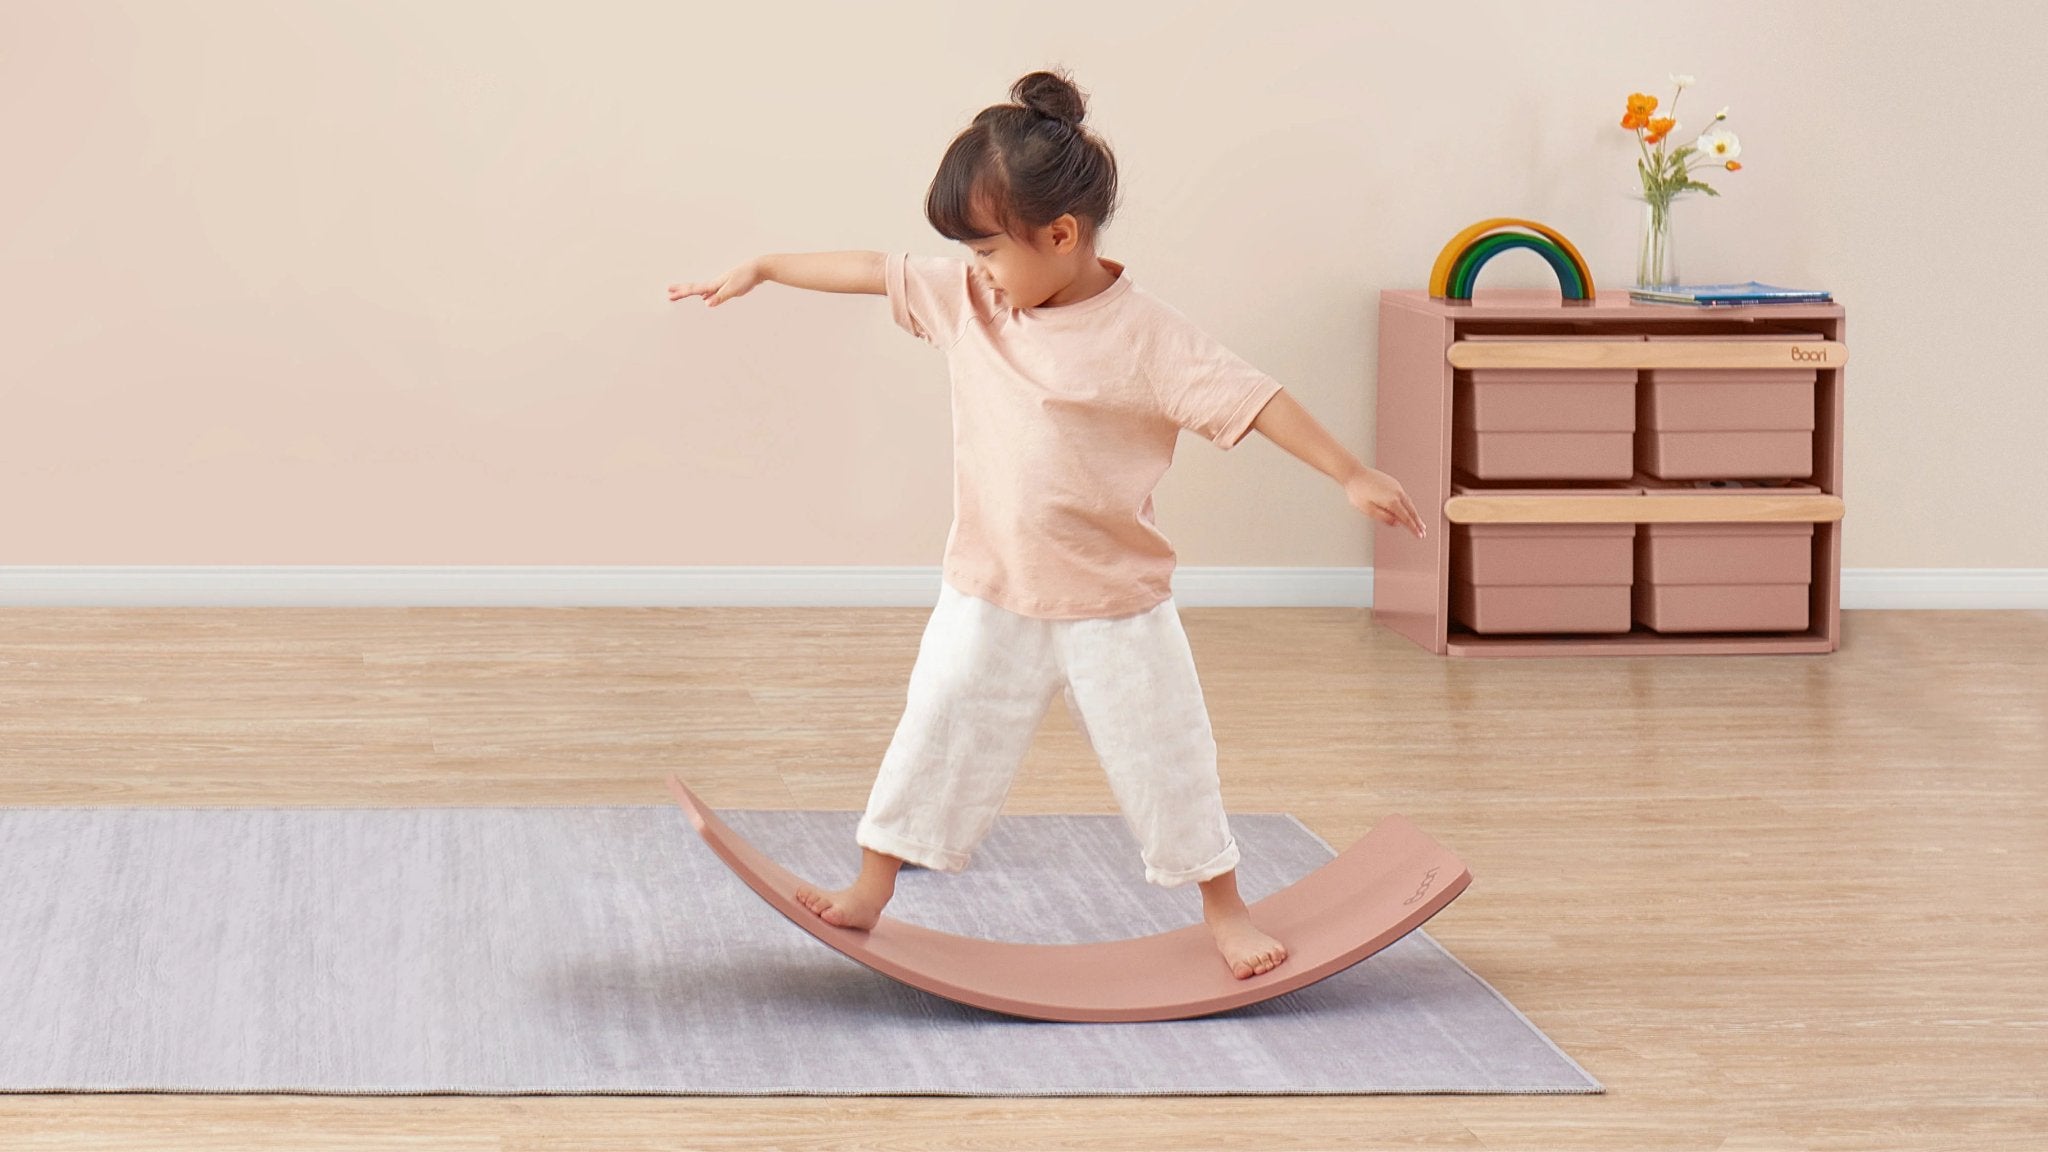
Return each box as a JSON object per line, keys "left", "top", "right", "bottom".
{"left": 855, "top": 580, "right": 1241, "bottom": 888}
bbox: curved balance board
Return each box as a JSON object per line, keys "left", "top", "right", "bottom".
{"left": 666, "top": 774, "right": 1472, "bottom": 1024}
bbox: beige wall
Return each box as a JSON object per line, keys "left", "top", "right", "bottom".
{"left": 3, "top": 0, "right": 2041, "bottom": 570}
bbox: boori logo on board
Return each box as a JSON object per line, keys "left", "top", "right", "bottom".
{"left": 1402, "top": 866, "right": 1441, "bottom": 907}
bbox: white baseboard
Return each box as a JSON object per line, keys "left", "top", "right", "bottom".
{"left": 1839, "top": 568, "right": 2048, "bottom": 609}
{"left": 1, "top": 566, "right": 2043, "bottom": 608}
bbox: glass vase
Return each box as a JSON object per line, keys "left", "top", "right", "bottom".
{"left": 1635, "top": 192, "right": 1689, "bottom": 289}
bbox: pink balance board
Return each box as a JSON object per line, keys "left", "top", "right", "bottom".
{"left": 666, "top": 775, "right": 1472, "bottom": 1024}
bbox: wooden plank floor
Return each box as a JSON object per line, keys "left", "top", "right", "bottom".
{"left": 1, "top": 606, "right": 2042, "bottom": 1151}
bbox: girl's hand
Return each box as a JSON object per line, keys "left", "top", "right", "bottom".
{"left": 668, "top": 259, "right": 766, "bottom": 307}
{"left": 1343, "top": 466, "right": 1427, "bottom": 539}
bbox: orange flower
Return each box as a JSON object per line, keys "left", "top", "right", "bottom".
{"left": 1645, "top": 116, "right": 1677, "bottom": 144}
{"left": 1725, "top": 160, "right": 1742, "bottom": 171}
{"left": 1621, "top": 92, "right": 1658, "bottom": 131}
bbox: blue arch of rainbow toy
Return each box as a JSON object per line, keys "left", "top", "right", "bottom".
{"left": 1429, "top": 219, "right": 1596, "bottom": 301}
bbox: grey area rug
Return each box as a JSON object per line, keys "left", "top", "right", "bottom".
{"left": 0, "top": 803, "right": 1602, "bottom": 1096}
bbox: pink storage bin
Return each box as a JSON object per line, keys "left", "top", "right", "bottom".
{"left": 1637, "top": 367, "right": 1816, "bottom": 479}
{"left": 1453, "top": 368, "right": 1637, "bottom": 480}
{"left": 1451, "top": 522, "right": 1636, "bottom": 634}
{"left": 1633, "top": 521, "right": 1814, "bottom": 632}
{"left": 1449, "top": 333, "right": 1643, "bottom": 481}
{"left": 1636, "top": 332, "right": 1823, "bottom": 481}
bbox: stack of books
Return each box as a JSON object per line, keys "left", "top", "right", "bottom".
{"left": 1629, "top": 281, "right": 1832, "bottom": 306}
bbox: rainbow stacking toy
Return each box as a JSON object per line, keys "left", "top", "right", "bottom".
{"left": 1429, "top": 218, "right": 1595, "bottom": 302}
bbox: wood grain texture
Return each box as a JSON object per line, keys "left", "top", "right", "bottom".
{"left": 1445, "top": 340, "right": 1848, "bottom": 370}
{"left": 1, "top": 605, "right": 2042, "bottom": 1150}
{"left": 1443, "top": 493, "right": 1844, "bottom": 524}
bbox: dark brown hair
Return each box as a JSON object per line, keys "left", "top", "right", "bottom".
{"left": 924, "top": 68, "right": 1121, "bottom": 248}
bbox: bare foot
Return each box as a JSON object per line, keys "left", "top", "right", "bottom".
{"left": 792, "top": 847, "right": 905, "bottom": 932}
{"left": 1209, "top": 915, "right": 1289, "bottom": 980}
{"left": 793, "top": 881, "right": 889, "bottom": 931}
{"left": 1199, "top": 868, "right": 1289, "bottom": 979}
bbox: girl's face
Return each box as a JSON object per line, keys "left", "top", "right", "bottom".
{"left": 963, "top": 214, "right": 1086, "bottom": 310}
{"left": 964, "top": 233, "right": 1015, "bottom": 305}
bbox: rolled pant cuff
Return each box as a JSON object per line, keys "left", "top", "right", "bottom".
{"left": 855, "top": 819, "right": 972, "bottom": 873}
{"left": 1145, "top": 837, "right": 1241, "bottom": 889}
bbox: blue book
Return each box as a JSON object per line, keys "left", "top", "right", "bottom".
{"left": 1629, "top": 281, "right": 1833, "bottom": 306}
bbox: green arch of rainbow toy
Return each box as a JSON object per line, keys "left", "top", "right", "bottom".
{"left": 1429, "top": 218, "right": 1595, "bottom": 301}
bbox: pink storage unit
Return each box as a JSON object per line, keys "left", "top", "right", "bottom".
{"left": 1373, "top": 289, "right": 1847, "bottom": 658}
{"left": 1453, "top": 366, "right": 1637, "bottom": 480}
{"left": 1451, "top": 522, "right": 1636, "bottom": 634}
{"left": 1634, "top": 521, "right": 1815, "bottom": 632}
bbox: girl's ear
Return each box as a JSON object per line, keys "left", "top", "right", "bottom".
{"left": 1046, "top": 214, "right": 1080, "bottom": 253}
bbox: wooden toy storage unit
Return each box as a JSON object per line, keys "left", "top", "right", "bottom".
{"left": 1373, "top": 289, "right": 1847, "bottom": 657}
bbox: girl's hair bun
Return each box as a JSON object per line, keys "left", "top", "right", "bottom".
{"left": 924, "top": 65, "right": 1119, "bottom": 246}
{"left": 1010, "top": 69, "right": 1086, "bottom": 126}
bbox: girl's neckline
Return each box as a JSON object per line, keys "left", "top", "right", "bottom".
{"left": 1017, "top": 257, "right": 1131, "bottom": 320}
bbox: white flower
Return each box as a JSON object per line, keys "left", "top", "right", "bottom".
{"left": 1670, "top": 73, "right": 1696, "bottom": 89}
{"left": 1714, "top": 106, "right": 1730, "bottom": 121}
{"left": 1696, "top": 127, "right": 1741, "bottom": 160}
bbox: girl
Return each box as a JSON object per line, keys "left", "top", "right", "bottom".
{"left": 669, "top": 68, "right": 1426, "bottom": 981}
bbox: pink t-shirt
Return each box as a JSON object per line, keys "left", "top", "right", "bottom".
{"left": 885, "top": 250, "right": 1284, "bottom": 620}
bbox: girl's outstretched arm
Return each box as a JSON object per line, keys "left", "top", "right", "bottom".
{"left": 668, "top": 251, "right": 886, "bottom": 306}
{"left": 1251, "top": 389, "right": 1427, "bottom": 538}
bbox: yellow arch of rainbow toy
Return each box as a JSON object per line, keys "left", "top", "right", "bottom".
{"left": 1428, "top": 217, "right": 1596, "bottom": 300}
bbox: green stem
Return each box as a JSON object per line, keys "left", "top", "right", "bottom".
{"left": 1636, "top": 130, "right": 1660, "bottom": 199}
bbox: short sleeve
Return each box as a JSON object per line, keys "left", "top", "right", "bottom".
{"left": 885, "top": 252, "right": 974, "bottom": 350}
{"left": 1145, "top": 305, "right": 1285, "bottom": 450}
